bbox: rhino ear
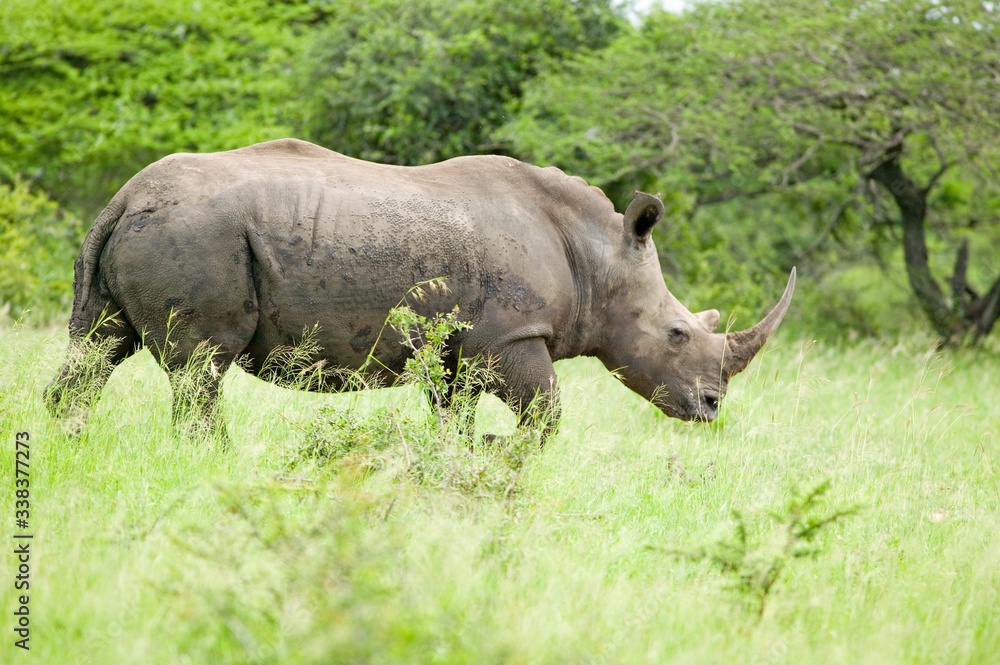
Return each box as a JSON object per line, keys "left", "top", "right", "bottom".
{"left": 695, "top": 309, "right": 721, "bottom": 332}
{"left": 624, "top": 191, "right": 664, "bottom": 242}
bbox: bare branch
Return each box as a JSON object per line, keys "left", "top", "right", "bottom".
{"left": 887, "top": 88, "right": 915, "bottom": 107}
{"left": 951, "top": 237, "right": 970, "bottom": 311}
{"left": 798, "top": 45, "right": 830, "bottom": 68}
{"left": 831, "top": 38, "right": 855, "bottom": 71}
{"left": 778, "top": 85, "right": 879, "bottom": 109}
{"left": 922, "top": 130, "right": 950, "bottom": 194}
{"left": 656, "top": 123, "right": 680, "bottom": 156}
{"left": 790, "top": 122, "right": 867, "bottom": 149}
{"left": 793, "top": 196, "right": 857, "bottom": 263}
{"left": 781, "top": 139, "right": 823, "bottom": 187}
{"left": 695, "top": 187, "right": 772, "bottom": 206}
{"left": 790, "top": 122, "right": 823, "bottom": 139}
{"left": 974, "top": 274, "right": 1000, "bottom": 340}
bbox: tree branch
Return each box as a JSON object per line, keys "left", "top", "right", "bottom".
{"left": 868, "top": 155, "right": 952, "bottom": 339}
{"left": 974, "top": 274, "right": 1000, "bottom": 340}
{"left": 922, "top": 130, "right": 950, "bottom": 194}
{"left": 790, "top": 122, "right": 867, "bottom": 149}
{"left": 780, "top": 139, "right": 824, "bottom": 186}
{"left": 793, "top": 196, "right": 856, "bottom": 263}
{"left": 950, "top": 237, "right": 970, "bottom": 313}
{"left": 695, "top": 187, "right": 772, "bottom": 206}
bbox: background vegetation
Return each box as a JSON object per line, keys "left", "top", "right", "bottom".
{"left": 3, "top": 0, "right": 998, "bottom": 340}
{"left": 3, "top": 2, "right": 999, "bottom": 662}
{"left": 508, "top": 0, "right": 1000, "bottom": 340}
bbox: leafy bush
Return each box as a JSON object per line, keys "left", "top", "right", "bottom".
{"left": 0, "top": 179, "right": 81, "bottom": 322}
{"left": 297, "top": 0, "right": 622, "bottom": 165}
{"left": 663, "top": 478, "right": 859, "bottom": 619}
{"left": 0, "top": 0, "right": 322, "bottom": 215}
{"left": 299, "top": 404, "right": 538, "bottom": 498}
{"left": 296, "top": 301, "right": 539, "bottom": 498}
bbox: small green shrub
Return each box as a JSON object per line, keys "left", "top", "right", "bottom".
{"left": 662, "top": 478, "right": 859, "bottom": 619}
{"left": 159, "top": 481, "right": 419, "bottom": 660}
{"left": 388, "top": 298, "right": 472, "bottom": 427}
{"left": 296, "top": 297, "right": 539, "bottom": 498}
{"left": 299, "top": 403, "right": 538, "bottom": 498}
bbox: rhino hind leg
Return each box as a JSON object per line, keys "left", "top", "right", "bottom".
{"left": 163, "top": 351, "right": 236, "bottom": 442}
{"left": 45, "top": 308, "right": 141, "bottom": 431}
{"left": 147, "top": 322, "right": 256, "bottom": 442}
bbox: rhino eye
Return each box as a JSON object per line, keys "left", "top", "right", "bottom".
{"left": 667, "top": 325, "right": 689, "bottom": 343}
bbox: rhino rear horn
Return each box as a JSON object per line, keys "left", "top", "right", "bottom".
{"left": 723, "top": 267, "right": 796, "bottom": 378}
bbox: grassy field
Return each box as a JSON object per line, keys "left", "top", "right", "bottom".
{"left": 2, "top": 322, "right": 998, "bottom": 664}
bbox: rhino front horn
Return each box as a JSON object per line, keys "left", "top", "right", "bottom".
{"left": 723, "top": 267, "right": 796, "bottom": 378}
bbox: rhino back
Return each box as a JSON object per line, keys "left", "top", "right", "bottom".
{"left": 103, "top": 140, "right": 615, "bottom": 372}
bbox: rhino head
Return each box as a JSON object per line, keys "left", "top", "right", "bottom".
{"left": 595, "top": 192, "right": 796, "bottom": 422}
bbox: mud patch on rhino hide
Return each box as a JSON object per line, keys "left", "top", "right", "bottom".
{"left": 349, "top": 325, "right": 374, "bottom": 353}
{"left": 507, "top": 281, "right": 546, "bottom": 313}
{"left": 481, "top": 270, "right": 547, "bottom": 315}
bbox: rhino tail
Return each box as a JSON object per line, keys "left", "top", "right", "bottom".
{"left": 70, "top": 194, "right": 128, "bottom": 328}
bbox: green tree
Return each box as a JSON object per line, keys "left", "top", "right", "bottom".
{"left": 0, "top": 179, "right": 80, "bottom": 320}
{"left": 0, "top": 0, "right": 327, "bottom": 216}
{"left": 509, "top": 0, "right": 1000, "bottom": 342}
{"left": 297, "top": 0, "right": 622, "bottom": 165}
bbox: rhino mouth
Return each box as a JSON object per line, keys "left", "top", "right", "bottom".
{"left": 696, "top": 393, "right": 720, "bottom": 422}
{"left": 651, "top": 385, "right": 721, "bottom": 422}
{"left": 678, "top": 390, "right": 720, "bottom": 422}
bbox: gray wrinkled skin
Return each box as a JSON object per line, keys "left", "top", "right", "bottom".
{"left": 47, "top": 139, "right": 795, "bottom": 437}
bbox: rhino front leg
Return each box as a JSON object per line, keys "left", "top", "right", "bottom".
{"left": 494, "top": 337, "right": 561, "bottom": 445}
{"left": 426, "top": 383, "right": 482, "bottom": 439}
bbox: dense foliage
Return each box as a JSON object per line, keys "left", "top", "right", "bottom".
{"left": 0, "top": 0, "right": 322, "bottom": 214}
{"left": 508, "top": 0, "right": 1000, "bottom": 341}
{"left": 1, "top": 0, "right": 998, "bottom": 341}
{"left": 0, "top": 180, "right": 81, "bottom": 322}
{"left": 0, "top": 0, "right": 619, "bottom": 320}
{"left": 297, "top": 0, "right": 622, "bottom": 165}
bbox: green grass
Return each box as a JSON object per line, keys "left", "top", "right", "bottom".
{"left": 2, "top": 322, "right": 999, "bottom": 664}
